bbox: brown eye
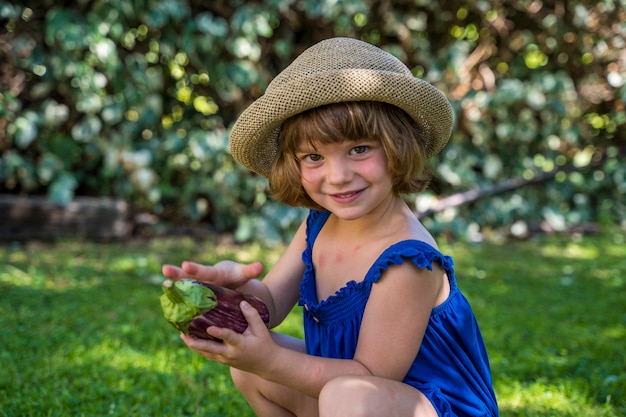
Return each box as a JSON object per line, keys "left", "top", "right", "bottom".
{"left": 298, "top": 153, "right": 322, "bottom": 163}
{"left": 350, "top": 145, "right": 368, "bottom": 155}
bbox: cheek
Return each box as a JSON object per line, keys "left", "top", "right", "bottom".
{"left": 362, "top": 156, "right": 389, "bottom": 178}
{"left": 299, "top": 167, "right": 319, "bottom": 187}
{"left": 299, "top": 178, "right": 317, "bottom": 203}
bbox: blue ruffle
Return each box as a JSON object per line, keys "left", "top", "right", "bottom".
{"left": 299, "top": 213, "right": 458, "bottom": 325}
{"left": 298, "top": 210, "right": 499, "bottom": 416}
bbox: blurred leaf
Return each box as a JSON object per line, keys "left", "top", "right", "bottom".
{"left": 71, "top": 115, "right": 102, "bottom": 142}
{"left": 48, "top": 172, "right": 78, "bottom": 206}
{"left": 45, "top": 8, "right": 88, "bottom": 50}
{"left": 41, "top": 99, "right": 70, "bottom": 127}
{"left": 196, "top": 12, "right": 229, "bottom": 37}
{"left": 37, "top": 153, "right": 64, "bottom": 184}
{"left": 13, "top": 117, "right": 38, "bottom": 149}
{"left": 1, "top": 0, "right": 624, "bottom": 242}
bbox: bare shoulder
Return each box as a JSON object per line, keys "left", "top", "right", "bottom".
{"left": 395, "top": 209, "right": 440, "bottom": 250}
{"left": 412, "top": 219, "right": 439, "bottom": 249}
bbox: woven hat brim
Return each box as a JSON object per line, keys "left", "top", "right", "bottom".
{"left": 230, "top": 68, "right": 453, "bottom": 178}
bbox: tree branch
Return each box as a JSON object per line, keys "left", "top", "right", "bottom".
{"left": 416, "top": 147, "right": 617, "bottom": 218}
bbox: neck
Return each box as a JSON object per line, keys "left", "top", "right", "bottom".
{"left": 331, "top": 196, "right": 411, "bottom": 237}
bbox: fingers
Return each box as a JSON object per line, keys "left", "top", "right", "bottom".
{"left": 206, "top": 326, "right": 235, "bottom": 344}
{"left": 162, "top": 260, "right": 264, "bottom": 288}
{"left": 179, "top": 302, "right": 272, "bottom": 371}
{"left": 162, "top": 264, "right": 185, "bottom": 279}
{"left": 239, "top": 300, "right": 267, "bottom": 333}
{"left": 180, "top": 329, "right": 225, "bottom": 348}
{"left": 180, "top": 326, "right": 242, "bottom": 364}
{"left": 182, "top": 302, "right": 263, "bottom": 347}
{"left": 162, "top": 263, "right": 219, "bottom": 281}
{"left": 213, "top": 260, "right": 263, "bottom": 284}
{"left": 180, "top": 261, "right": 214, "bottom": 279}
{"left": 242, "top": 261, "right": 264, "bottom": 280}
{"left": 180, "top": 261, "right": 204, "bottom": 275}
{"left": 163, "top": 261, "right": 221, "bottom": 283}
{"left": 200, "top": 302, "right": 261, "bottom": 346}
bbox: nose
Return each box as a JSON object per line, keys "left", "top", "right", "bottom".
{"left": 325, "top": 157, "right": 351, "bottom": 185}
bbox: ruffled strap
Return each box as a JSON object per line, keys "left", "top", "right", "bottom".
{"left": 300, "top": 210, "right": 330, "bottom": 309}
{"left": 365, "top": 240, "right": 457, "bottom": 291}
{"left": 300, "top": 211, "right": 458, "bottom": 321}
{"left": 305, "top": 209, "right": 330, "bottom": 244}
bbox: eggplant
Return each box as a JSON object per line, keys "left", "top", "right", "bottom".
{"left": 160, "top": 279, "right": 270, "bottom": 341}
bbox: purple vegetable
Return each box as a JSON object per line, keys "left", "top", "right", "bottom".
{"left": 160, "top": 279, "right": 270, "bottom": 341}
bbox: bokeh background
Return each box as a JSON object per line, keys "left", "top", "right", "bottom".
{"left": 1, "top": 0, "right": 624, "bottom": 244}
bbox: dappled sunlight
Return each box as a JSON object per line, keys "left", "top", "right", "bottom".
{"left": 538, "top": 232, "right": 626, "bottom": 262}
{"left": 447, "top": 232, "right": 626, "bottom": 416}
{"left": 539, "top": 241, "right": 599, "bottom": 260}
{"left": 601, "top": 324, "right": 626, "bottom": 341}
{"left": 2, "top": 233, "right": 624, "bottom": 416}
{"left": 76, "top": 338, "right": 194, "bottom": 375}
{"left": 3, "top": 0, "right": 624, "bottom": 413}
{"left": 0, "top": 264, "right": 37, "bottom": 287}
{"left": 593, "top": 265, "right": 625, "bottom": 288}
{"left": 0, "top": 263, "right": 103, "bottom": 290}
{"left": 229, "top": 241, "right": 285, "bottom": 266}
{"left": 107, "top": 254, "right": 153, "bottom": 274}
{"left": 496, "top": 379, "right": 616, "bottom": 417}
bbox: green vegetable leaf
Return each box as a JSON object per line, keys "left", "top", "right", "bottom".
{"left": 159, "top": 279, "right": 217, "bottom": 333}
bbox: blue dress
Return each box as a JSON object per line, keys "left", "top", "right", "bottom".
{"left": 298, "top": 210, "right": 499, "bottom": 417}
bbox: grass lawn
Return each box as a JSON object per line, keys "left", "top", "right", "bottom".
{"left": 1, "top": 229, "right": 625, "bottom": 416}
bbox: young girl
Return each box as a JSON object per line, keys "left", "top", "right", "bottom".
{"left": 162, "top": 37, "right": 499, "bottom": 417}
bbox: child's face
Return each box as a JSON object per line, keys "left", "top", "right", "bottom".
{"left": 295, "top": 138, "right": 394, "bottom": 220}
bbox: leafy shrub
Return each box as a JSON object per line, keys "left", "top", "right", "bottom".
{"left": 1, "top": 0, "right": 624, "bottom": 242}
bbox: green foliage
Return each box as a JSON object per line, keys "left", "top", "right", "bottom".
{"left": 1, "top": 0, "right": 277, "bottom": 238}
{"left": 450, "top": 230, "right": 626, "bottom": 415}
{"left": 1, "top": 231, "right": 625, "bottom": 416}
{"left": 0, "top": 238, "right": 255, "bottom": 416}
{"left": 1, "top": 0, "right": 624, "bottom": 242}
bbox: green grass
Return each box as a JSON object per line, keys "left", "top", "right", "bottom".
{"left": 1, "top": 230, "right": 624, "bottom": 416}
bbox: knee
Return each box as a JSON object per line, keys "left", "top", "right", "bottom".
{"left": 319, "top": 376, "right": 349, "bottom": 404}
{"left": 319, "top": 376, "right": 375, "bottom": 417}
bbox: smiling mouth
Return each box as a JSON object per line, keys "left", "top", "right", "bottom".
{"left": 330, "top": 189, "right": 364, "bottom": 200}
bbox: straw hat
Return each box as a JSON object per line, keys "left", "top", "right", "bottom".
{"left": 229, "top": 37, "right": 454, "bottom": 177}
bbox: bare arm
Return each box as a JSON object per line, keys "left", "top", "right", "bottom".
{"left": 162, "top": 219, "right": 308, "bottom": 328}
{"left": 183, "top": 259, "right": 445, "bottom": 398}
{"left": 233, "top": 219, "right": 308, "bottom": 327}
{"left": 354, "top": 261, "right": 446, "bottom": 380}
{"left": 267, "top": 261, "right": 445, "bottom": 395}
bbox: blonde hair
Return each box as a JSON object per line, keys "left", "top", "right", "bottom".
{"left": 268, "top": 101, "right": 432, "bottom": 209}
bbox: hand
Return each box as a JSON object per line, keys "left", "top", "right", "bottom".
{"left": 162, "top": 260, "right": 264, "bottom": 289}
{"left": 181, "top": 300, "right": 276, "bottom": 374}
